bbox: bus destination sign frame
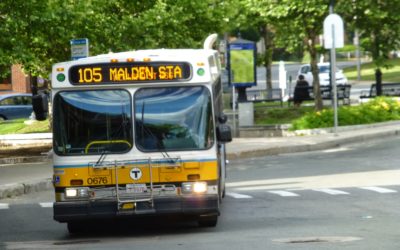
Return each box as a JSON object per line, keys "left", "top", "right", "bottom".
{"left": 69, "top": 62, "right": 192, "bottom": 85}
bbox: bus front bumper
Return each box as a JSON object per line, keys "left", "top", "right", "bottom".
{"left": 53, "top": 195, "right": 219, "bottom": 222}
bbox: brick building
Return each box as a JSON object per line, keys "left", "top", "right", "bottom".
{"left": 0, "top": 65, "right": 31, "bottom": 93}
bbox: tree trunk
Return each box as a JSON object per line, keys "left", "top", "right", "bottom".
{"left": 261, "top": 24, "right": 274, "bottom": 98}
{"left": 375, "top": 68, "right": 382, "bottom": 96}
{"left": 372, "top": 30, "right": 382, "bottom": 96}
{"left": 306, "top": 29, "right": 323, "bottom": 111}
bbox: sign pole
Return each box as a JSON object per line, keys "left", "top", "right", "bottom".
{"left": 324, "top": 13, "right": 343, "bottom": 136}
{"left": 232, "top": 85, "right": 237, "bottom": 137}
{"left": 331, "top": 25, "right": 338, "bottom": 135}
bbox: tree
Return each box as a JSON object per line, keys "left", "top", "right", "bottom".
{"left": 1, "top": 0, "right": 96, "bottom": 77}
{"left": 239, "top": 0, "right": 330, "bottom": 110}
{"left": 238, "top": 1, "right": 276, "bottom": 96}
{"left": 0, "top": 0, "right": 237, "bottom": 79}
{"left": 264, "top": 0, "right": 331, "bottom": 111}
{"left": 337, "top": 0, "right": 400, "bottom": 95}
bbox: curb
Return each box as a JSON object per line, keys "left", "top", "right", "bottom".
{"left": 0, "top": 156, "right": 50, "bottom": 166}
{"left": 226, "top": 127, "right": 400, "bottom": 160}
{"left": 0, "top": 179, "right": 52, "bottom": 199}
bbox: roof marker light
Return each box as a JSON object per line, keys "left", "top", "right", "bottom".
{"left": 56, "top": 67, "right": 64, "bottom": 72}
{"left": 111, "top": 59, "right": 118, "bottom": 63}
{"left": 143, "top": 58, "right": 151, "bottom": 62}
{"left": 127, "top": 58, "right": 134, "bottom": 62}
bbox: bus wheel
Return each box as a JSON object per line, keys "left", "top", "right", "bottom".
{"left": 67, "top": 222, "right": 83, "bottom": 234}
{"left": 198, "top": 215, "right": 218, "bottom": 227}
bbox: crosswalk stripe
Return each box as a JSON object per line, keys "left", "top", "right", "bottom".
{"left": 226, "top": 192, "right": 253, "bottom": 199}
{"left": 0, "top": 203, "right": 9, "bottom": 209}
{"left": 359, "top": 186, "right": 398, "bottom": 194}
{"left": 39, "top": 202, "right": 53, "bottom": 208}
{"left": 268, "top": 190, "right": 299, "bottom": 197}
{"left": 313, "top": 188, "right": 350, "bottom": 195}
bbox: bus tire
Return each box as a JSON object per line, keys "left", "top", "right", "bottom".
{"left": 67, "top": 222, "right": 83, "bottom": 234}
{"left": 198, "top": 215, "right": 218, "bottom": 227}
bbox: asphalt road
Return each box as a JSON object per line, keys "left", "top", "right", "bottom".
{"left": 1, "top": 136, "right": 399, "bottom": 249}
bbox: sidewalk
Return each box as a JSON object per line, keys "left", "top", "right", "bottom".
{"left": 1, "top": 120, "right": 400, "bottom": 199}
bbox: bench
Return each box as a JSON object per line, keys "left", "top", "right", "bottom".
{"left": 288, "top": 84, "right": 351, "bottom": 106}
{"left": 360, "top": 83, "right": 400, "bottom": 99}
{"left": 246, "top": 88, "right": 283, "bottom": 107}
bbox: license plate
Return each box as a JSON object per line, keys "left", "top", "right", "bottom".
{"left": 126, "top": 184, "right": 147, "bottom": 193}
{"left": 121, "top": 203, "right": 135, "bottom": 210}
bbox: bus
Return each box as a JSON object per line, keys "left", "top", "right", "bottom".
{"left": 35, "top": 35, "right": 232, "bottom": 233}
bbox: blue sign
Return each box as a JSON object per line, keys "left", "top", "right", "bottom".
{"left": 70, "top": 38, "right": 89, "bottom": 60}
{"left": 227, "top": 39, "right": 257, "bottom": 87}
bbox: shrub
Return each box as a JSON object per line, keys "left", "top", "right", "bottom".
{"left": 291, "top": 97, "right": 400, "bottom": 130}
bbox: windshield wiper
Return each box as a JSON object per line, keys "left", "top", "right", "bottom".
{"left": 140, "top": 101, "right": 175, "bottom": 163}
{"left": 94, "top": 103, "right": 130, "bottom": 167}
{"left": 95, "top": 150, "right": 107, "bottom": 166}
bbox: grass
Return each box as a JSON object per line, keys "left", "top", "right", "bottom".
{"left": 0, "top": 119, "right": 50, "bottom": 135}
{"left": 254, "top": 102, "right": 314, "bottom": 125}
{"left": 343, "top": 58, "right": 400, "bottom": 82}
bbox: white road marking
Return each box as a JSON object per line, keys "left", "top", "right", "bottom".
{"left": 268, "top": 191, "right": 299, "bottom": 197}
{"left": 0, "top": 203, "right": 9, "bottom": 209}
{"left": 39, "top": 202, "right": 54, "bottom": 208}
{"left": 313, "top": 188, "right": 350, "bottom": 195}
{"left": 322, "top": 147, "right": 350, "bottom": 153}
{"left": 227, "top": 169, "right": 400, "bottom": 190}
{"left": 226, "top": 192, "right": 253, "bottom": 199}
{"left": 359, "top": 186, "right": 398, "bottom": 194}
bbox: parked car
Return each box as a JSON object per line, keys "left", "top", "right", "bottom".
{"left": 297, "top": 63, "right": 348, "bottom": 86}
{"left": 0, "top": 93, "right": 33, "bottom": 120}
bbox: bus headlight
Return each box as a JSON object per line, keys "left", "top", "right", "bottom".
{"left": 182, "top": 182, "right": 207, "bottom": 194}
{"left": 65, "top": 187, "right": 89, "bottom": 198}
{"left": 193, "top": 182, "right": 207, "bottom": 193}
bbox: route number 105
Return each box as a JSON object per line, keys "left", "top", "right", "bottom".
{"left": 78, "top": 67, "right": 103, "bottom": 83}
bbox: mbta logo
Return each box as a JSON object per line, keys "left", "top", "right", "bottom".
{"left": 129, "top": 168, "right": 142, "bottom": 181}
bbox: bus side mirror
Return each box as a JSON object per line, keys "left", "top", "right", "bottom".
{"left": 217, "top": 124, "right": 232, "bottom": 143}
{"left": 32, "top": 93, "right": 48, "bottom": 121}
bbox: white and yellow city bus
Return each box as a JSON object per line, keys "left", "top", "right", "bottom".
{"left": 44, "top": 36, "right": 231, "bottom": 233}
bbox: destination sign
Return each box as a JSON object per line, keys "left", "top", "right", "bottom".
{"left": 69, "top": 62, "right": 192, "bottom": 84}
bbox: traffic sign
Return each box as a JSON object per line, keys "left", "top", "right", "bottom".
{"left": 323, "top": 14, "right": 344, "bottom": 49}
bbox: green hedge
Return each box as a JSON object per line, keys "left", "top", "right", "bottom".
{"left": 291, "top": 97, "right": 400, "bottom": 130}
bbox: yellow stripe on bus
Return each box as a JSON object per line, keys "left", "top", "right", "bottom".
{"left": 53, "top": 161, "right": 218, "bottom": 187}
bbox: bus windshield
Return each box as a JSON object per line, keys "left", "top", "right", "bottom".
{"left": 135, "top": 86, "right": 214, "bottom": 151}
{"left": 53, "top": 90, "right": 132, "bottom": 155}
